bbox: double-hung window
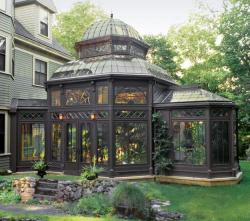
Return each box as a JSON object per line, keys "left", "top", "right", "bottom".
{"left": 35, "top": 59, "right": 47, "bottom": 87}
{"left": 40, "top": 8, "right": 49, "bottom": 37}
{"left": 0, "top": 36, "right": 6, "bottom": 72}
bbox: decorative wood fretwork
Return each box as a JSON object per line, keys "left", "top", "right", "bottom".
{"left": 51, "top": 111, "right": 109, "bottom": 120}
{"left": 115, "top": 110, "right": 147, "bottom": 120}
{"left": 19, "top": 112, "right": 45, "bottom": 121}
{"left": 172, "top": 109, "right": 206, "bottom": 118}
{"left": 65, "top": 88, "right": 91, "bottom": 106}
{"left": 211, "top": 109, "right": 230, "bottom": 118}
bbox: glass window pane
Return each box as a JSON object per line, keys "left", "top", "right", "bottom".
{"left": 115, "top": 86, "right": 147, "bottom": 104}
{"left": 40, "top": 22, "right": 48, "bottom": 37}
{"left": 115, "top": 122, "right": 147, "bottom": 165}
{"left": 65, "top": 88, "right": 91, "bottom": 105}
{"left": 52, "top": 123, "right": 62, "bottom": 161}
{"left": 97, "top": 86, "right": 108, "bottom": 104}
{"left": 21, "top": 123, "right": 45, "bottom": 161}
{"left": 66, "top": 123, "right": 77, "bottom": 162}
{"left": 173, "top": 121, "right": 206, "bottom": 165}
{"left": 0, "top": 37, "right": 6, "bottom": 71}
{"left": 211, "top": 121, "right": 229, "bottom": 164}
{"left": 97, "top": 122, "right": 109, "bottom": 164}
{"left": 51, "top": 90, "right": 61, "bottom": 106}
{"left": 81, "top": 123, "right": 92, "bottom": 163}
{"left": 0, "top": 114, "right": 5, "bottom": 154}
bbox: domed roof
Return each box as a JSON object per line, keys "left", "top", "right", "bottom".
{"left": 83, "top": 17, "right": 144, "bottom": 42}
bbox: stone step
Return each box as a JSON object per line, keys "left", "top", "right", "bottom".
{"left": 33, "top": 194, "right": 56, "bottom": 201}
{"left": 37, "top": 180, "right": 58, "bottom": 189}
{"left": 36, "top": 187, "right": 58, "bottom": 196}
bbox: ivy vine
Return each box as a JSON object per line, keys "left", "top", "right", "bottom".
{"left": 152, "top": 112, "right": 173, "bottom": 175}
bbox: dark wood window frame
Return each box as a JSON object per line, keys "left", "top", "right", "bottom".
{"left": 0, "top": 113, "right": 6, "bottom": 154}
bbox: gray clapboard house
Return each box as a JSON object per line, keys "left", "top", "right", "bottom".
{"left": 0, "top": 0, "right": 71, "bottom": 170}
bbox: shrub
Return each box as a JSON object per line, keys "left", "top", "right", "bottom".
{"left": 0, "top": 180, "right": 12, "bottom": 191}
{"left": 246, "top": 147, "right": 250, "bottom": 160}
{"left": 112, "top": 183, "right": 149, "bottom": 219}
{"left": 81, "top": 156, "right": 104, "bottom": 181}
{"left": 66, "top": 194, "right": 112, "bottom": 216}
{"left": 0, "top": 190, "right": 21, "bottom": 204}
{"left": 33, "top": 160, "right": 48, "bottom": 178}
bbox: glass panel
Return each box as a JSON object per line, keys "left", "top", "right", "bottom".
{"left": 0, "top": 114, "right": 5, "bottom": 154}
{"left": 51, "top": 90, "right": 61, "bottom": 106}
{"left": 40, "top": 22, "right": 48, "bottom": 36}
{"left": 173, "top": 121, "right": 206, "bottom": 165}
{"left": 97, "top": 86, "right": 108, "bottom": 104}
{"left": 65, "top": 88, "right": 91, "bottom": 105}
{"left": 211, "top": 121, "right": 229, "bottom": 164}
{"left": 0, "top": 36, "right": 6, "bottom": 71}
{"left": 211, "top": 109, "right": 230, "bottom": 118}
{"left": 66, "top": 123, "right": 77, "bottom": 162}
{"left": 97, "top": 123, "right": 109, "bottom": 164}
{"left": 115, "top": 86, "right": 147, "bottom": 104}
{"left": 81, "top": 123, "right": 91, "bottom": 163}
{"left": 21, "top": 123, "right": 45, "bottom": 161}
{"left": 115, "top": 122, "right": 147, "bottom": 165}
{"left": 52, "top": 123, "right": 62, "bottom": 161}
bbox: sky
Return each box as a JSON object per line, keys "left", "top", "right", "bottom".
{"left": 53, "top": 0, "right": 224, "bottom": 35}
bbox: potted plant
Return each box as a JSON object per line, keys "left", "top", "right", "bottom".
{"left": 32, "top": 160, "right": 48, "bottom": 179}
{"left": 81, "top": 156, "right": 104, "bottom": 181}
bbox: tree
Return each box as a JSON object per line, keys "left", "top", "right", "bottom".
{"left": 219, "top": 0, "right": 250, "bottom": 156}
{"left": 53, "top": 2, "right": 107, "bottom": 57}
{"left": 144, "top": 35, "right": 180, "bottom": 80}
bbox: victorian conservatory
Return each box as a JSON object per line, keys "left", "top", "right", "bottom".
{"left": 10, "top": 16, "right": 241, "bottom": 182}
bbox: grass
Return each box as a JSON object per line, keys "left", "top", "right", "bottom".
{"left": 0, "top": 161, "right": 249, "bottom": 221}
{"left": 139, "top": 161, "right": 250, "bottom": 221}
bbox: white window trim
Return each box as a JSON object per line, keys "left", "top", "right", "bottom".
{"left": 0, "top": 30, "right": 12, "bottom": 76}
{"left": 0, "top": 111, "right": 9, "bottom": 154}
{"left": 33, "top": 55, "right": 49, "bottom": 88}
{"left": 0, "top": 0, "right": 6, "bottom": 12}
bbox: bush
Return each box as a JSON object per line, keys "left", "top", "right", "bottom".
{"left": 0, "top": 190, "right": 21, "bottom": 204}
{"left": 112, "top": 183, "right": 149, "bottom": 219}
{"left": 81, "top": 156, "right": 104, "bottom": 181}
{"left": 0, "top": 180, "right": 12, "bottom": 191}
{"left": 66, "top": 194, "right": 112, "bottom": 216}
{"left": 246, "top": 147, "right": 250, "bottom": 161}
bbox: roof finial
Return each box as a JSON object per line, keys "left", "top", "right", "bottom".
{"left": 110, "top": 12, "right": 113, "bottom": 19}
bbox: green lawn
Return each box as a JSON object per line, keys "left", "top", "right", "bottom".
{"left": 140, "top": 161, "right": 250, "bottom": 221}
{"left": 0, "top": 162, "right": 249, "bottom": 221}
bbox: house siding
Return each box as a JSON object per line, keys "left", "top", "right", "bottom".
{"left": 0, "top": 74, "right": 13, "bottom": 107}
{"left": 0, "top": 155, "right": 10, "bottom": 170}
{"left": 15, "top": 4, "right": 38, "bottom": 37}
{"left": 0, "top": 12, "right": 14, "bottom": 34}
{"left": 14, "top": 49, "right": 63, "bottom": 100}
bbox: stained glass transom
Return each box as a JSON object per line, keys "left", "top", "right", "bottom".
{"left": 65, "top": 88, "right": 91, "bottom": 106}
{"left": 20, "top": 112, "right": 44, "bottom": 121}
{"left": 172, "top": 109, "right": 206, "bottom": 118}
{"left": 115, "top": 110, "right": 147, "bottom": 119}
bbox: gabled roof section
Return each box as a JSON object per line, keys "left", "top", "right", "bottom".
{"left": 155, "top": 86, "right": 232, "bottom": 104}
{"left": 15, "top": 0, "right": 57, "bottom": 13}
{"left": 15, "top": 19, "right": 71, "bottom": 59}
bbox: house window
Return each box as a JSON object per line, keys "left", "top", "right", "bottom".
{"left": 0, "top": 36, "right": 6, "bottom": 72}
{"left": 0, "top": 0, "right": 6, "bottom": 11}
{"left": 66, "top": 123, "right": 77, "bottom": 162}
{"left": 173, "top": 121, "right": 206, "bottom": 165}
{"left": 40, "top": 8, "right": 49, "bottom": 37}
{"left": 115, "top": 122, "right": 147, "bottom": 165}
{"left": 0, "top": 114, "right": 5, "bottom": 154}
{"left": 97, "top": 86, "right": 108, "bottom": 104}
{"left": 21, "top": 123, "right": 45, "bottom": 161}
{"left": 35, "top": 59, "right": 47, "bottom": 87}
